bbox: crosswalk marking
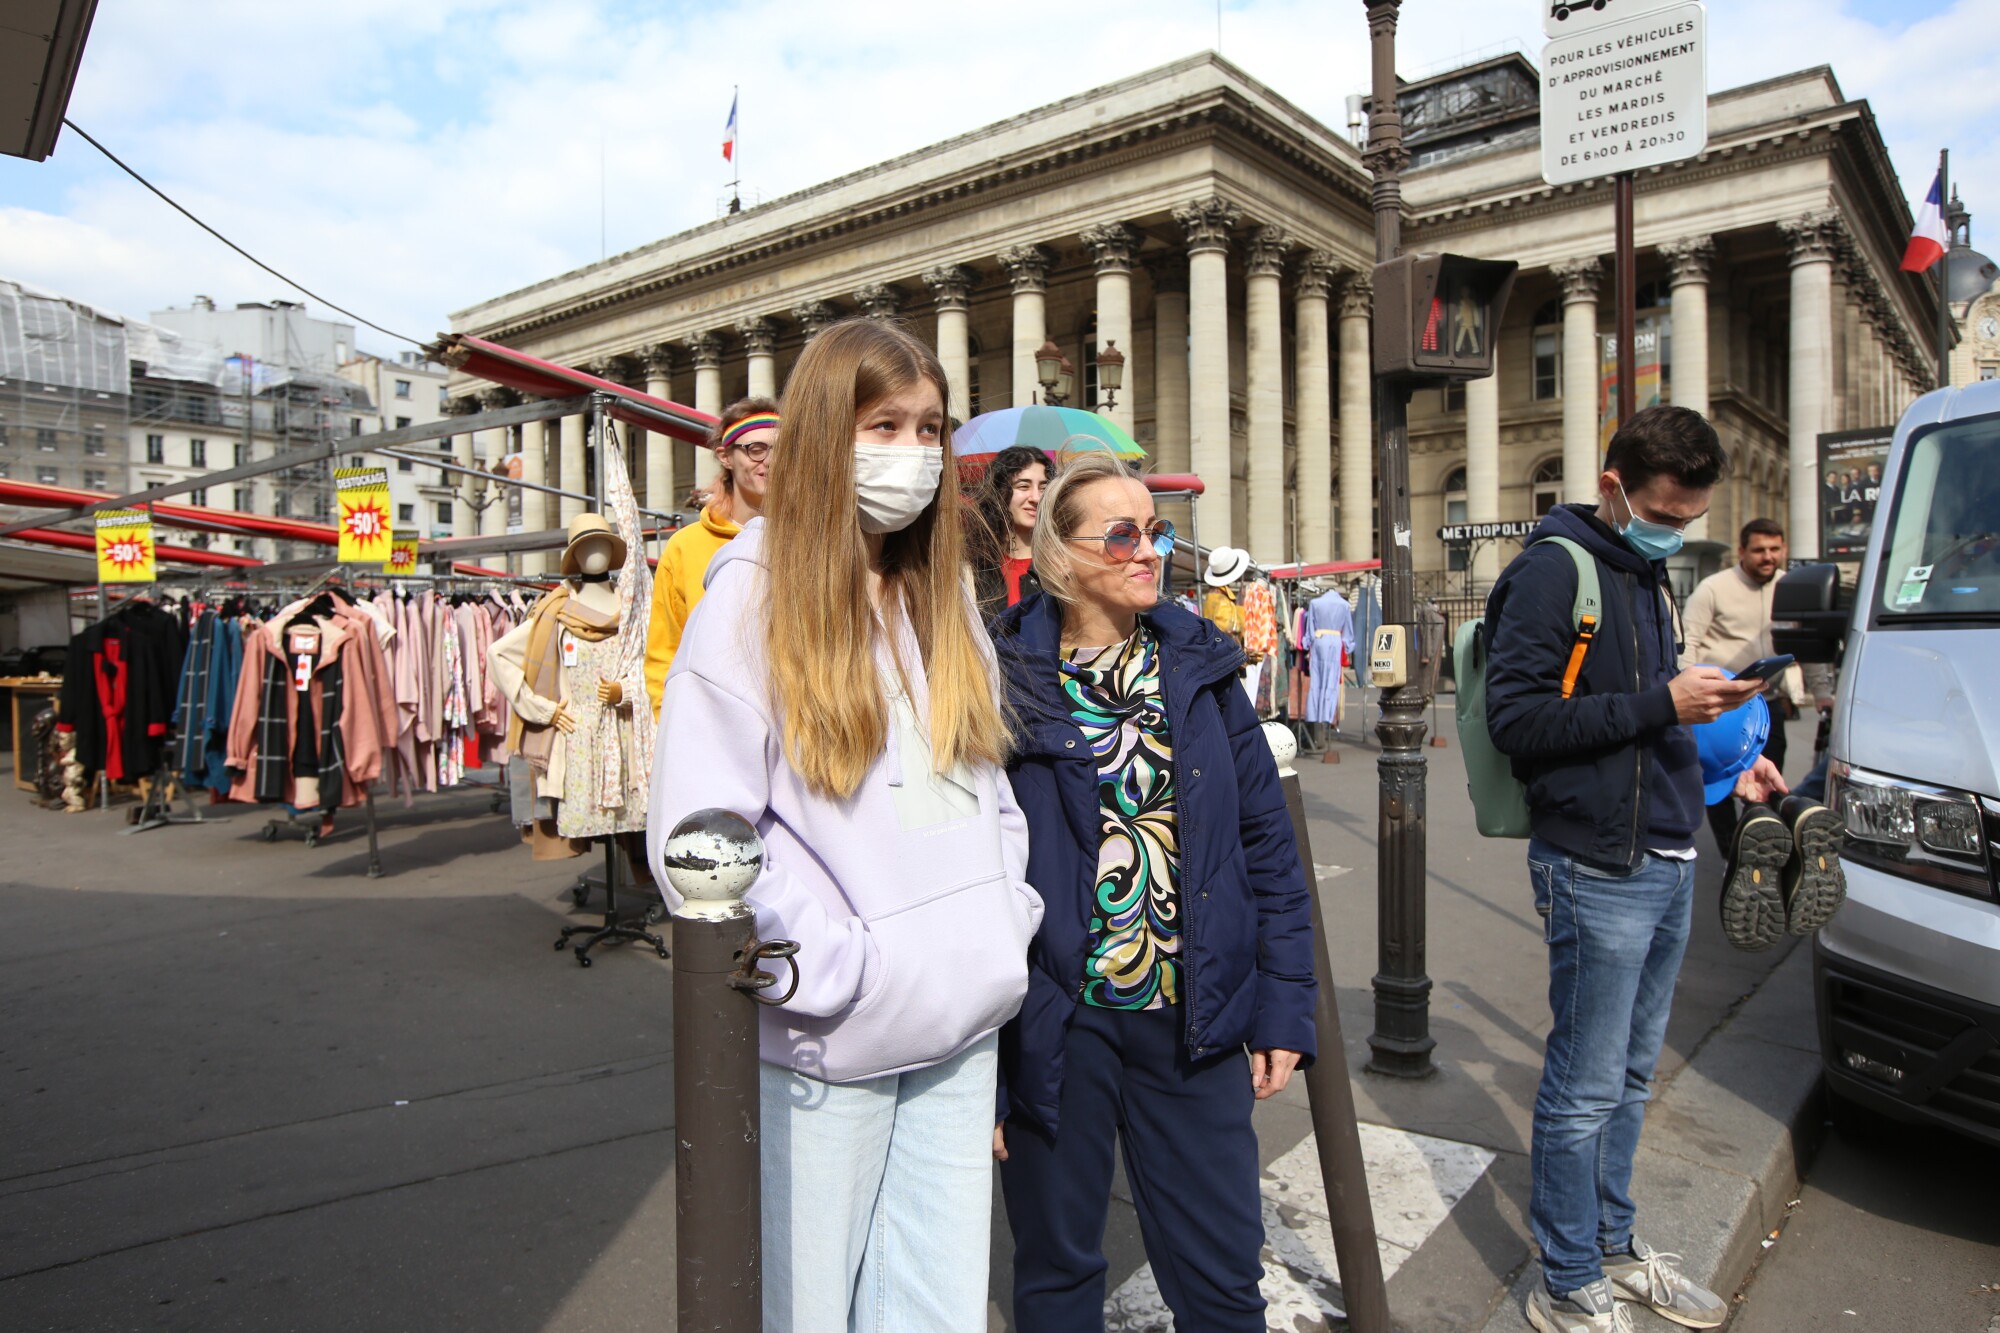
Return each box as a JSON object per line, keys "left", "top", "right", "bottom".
{"left": 1104, "top": 1124, "right": 1496, "bottom": 1329}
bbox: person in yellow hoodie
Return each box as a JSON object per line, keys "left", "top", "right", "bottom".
{"left": 643, "top": 397, "right": 777, "bottom": 712}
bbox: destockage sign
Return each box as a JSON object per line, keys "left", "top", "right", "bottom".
{"left": 1540, "top": 1, "right": 1708, "bottom": 186}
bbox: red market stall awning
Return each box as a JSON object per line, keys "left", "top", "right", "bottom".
{"left": 0, "top": 479, "right": 338, "bottom": 546}
{"left": 430, "top": 334, "right": 716, "bottom": 444}
{"left": 8, "top": 526, "right": 263, "bottom": 569}
{"left": 1264, "top": 558, "right": 1383, "bottom": 580}
{"left": 1144, "top": 474, "right": 1206, "bottom": 496}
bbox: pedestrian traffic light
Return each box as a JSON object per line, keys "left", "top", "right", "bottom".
{"left": 1371, "top": 253, "right": 1519, "bottom": 381}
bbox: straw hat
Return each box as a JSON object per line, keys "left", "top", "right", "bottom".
{"left": 559, "top": 512, "right": 628, "bottom": 576}
{"left": 1204, "top": 546, "right": 1251, "bottom": 587}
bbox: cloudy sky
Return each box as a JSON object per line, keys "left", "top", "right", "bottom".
{"left": 1, "top": 0, "right": 1986, "bottom": 359}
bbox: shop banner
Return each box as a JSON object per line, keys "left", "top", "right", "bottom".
{"left": 1818, "top": 426, "right": 1893, "bottom": 560}
{"left": 382, "top": 539, "right": 420, "bottom": 575}
{"left": 1599, "top": 319, "right": 1665, "bottom": 451}
{"left": 95, "top": 509, "right": 157, "bottom": 583}
{"left": 335, "top": 467, "right": 393, "bottom": 563}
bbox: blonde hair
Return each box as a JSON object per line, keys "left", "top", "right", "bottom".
{"left": 1029, "top": 450, "right": 1138, "bottom": 608}
{"left": 762, "top": 318, "right": 1008, "bottom": 798}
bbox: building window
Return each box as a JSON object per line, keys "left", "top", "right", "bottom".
{"left": 1443, "top": 466, "right": 1469, "bottom": 572}
{"left": 233, "top": 488, "right": 250, "bottom": 512}
{"left": 190, "top": 487, "right": 208, "bottom": 507}
{"left": 395, "top": 416, "right": 412, "bottom": 430}
{"left": 273, "top": 494, "right": 290, "bottom": 518}
{"left": 397, "top": 456, "right": 413, "bottom": 472}
{"left": 190, "top": 438, "right": 207, "bottom": 467}
{"left": 313, "top": 493, "right": 332, "bottom": 518}
{"left": 1533, "top": 331, "right": 1561, "bottom": 401}
{"left": 350, "top": 418, "right": 363, "bottom": 436}
{"left": 146, "top": 434, "right": 166, "bottom": 464}
{"left": 398, "top": 502, "right": 416, "bottom": 524}
{"left": 349, "top": 455, "right": 366, "bottom": 469}
{"left": 37, "top": 466, "right": 59, "bottom": 485}
{"left": 1532, "top": 457, "right": 1564, "bottom": 516}
{"left": 1981, "top": 363, "right": 1999, "bottom": 381}
{"left": 394, "top": 379, "right": 412, "bottom": 399}
{"left": 84, "top": 429, "right": 106, "bottom": 456}
{"left": 84, "top": 469, "right": 106, "bottom": 491}
{"left": 38, "top": 427, "right": 60, "bottom": 452}
{"left": 234, "top": 538, "right": 249, "bottom": 553}
{"left": 233, "top": 442, "right": 246, "bottom": 466}
{"left": 435, "top": 500, "right": 453, "bottom": 528}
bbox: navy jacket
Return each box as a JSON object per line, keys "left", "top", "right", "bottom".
{"left": 1483, "top": 503, "right": 1703, "bottom": 868}
{"left": 990, "top": 593, "right": 1318, "bottom": 1135}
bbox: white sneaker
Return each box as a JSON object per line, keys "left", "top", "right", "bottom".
{"left": 1526, "top": 1277, "right": 1636, "bottom": 1333}
{"left": 1601, "top": 1240, "right": 1728, "bottom": 1328}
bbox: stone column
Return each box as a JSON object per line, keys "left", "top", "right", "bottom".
{"left": 1465, "top": 343, "right": 1502, "bottom": 584}
{"left": 642, "top": 343, "right": 676, "bottom": 515}
{"left": 474, "top": 389, "right": 511, "bottom": 539}
{"left": 853, "top": 283, "right": 903, "bottom": 322}
{"left": 1782, "top": 212, "right": 1839, "bottom": 558}
{"left": 737, "top": 317, "right": 778, "bottom": 400}
{"left": 1293, "top": 252, "right": 1337, "bottom": 564}
{"left": 790, "top": 300, "right": 836, "bottom": 343}
{"left": 1174, "top": 196, "right": 1242, "bottom": 547}
{"left": 1662, "top": 235, "right": 1714, "bottom": 538}
{"left": 1336, "top": 273, "right": 1374, "bottom": 561}
{"left": 558, "top": 411, "right": 587, "bottom": 526}
{"left": 1553, "top": 257, "right": 1604, "bottom": 503}
{"left": 686, "top": 331, "right": 724, "bottom": 492}
{"left": 923, "top": 265, "right": 973, "bottom": 419}
{"left": 998, "top": 244, "right": 1053, "bottom": 409}
{"left": 1147, "top": 257, "right": 1191, "bottom": 473}
{"left": 1082, "top": 223, "right": 1138, "bottom": 434}
{"left": 519, "top": 416, "right": 550, "bottom": 574}
{"left": 1244, "top": 224, "right": 1292, "bottom": 563}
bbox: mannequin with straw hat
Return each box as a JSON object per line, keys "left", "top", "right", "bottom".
{"left": 488, "top": 511, "right": 650, "bottom": 851}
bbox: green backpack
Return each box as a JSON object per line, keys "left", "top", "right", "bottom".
{"left": 1454, "top": 536, "right": 1601, "bottom": 838}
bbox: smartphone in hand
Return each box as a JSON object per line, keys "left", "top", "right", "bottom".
{"left": 1732, "top": 654, "right": 1796, "bottom": 684}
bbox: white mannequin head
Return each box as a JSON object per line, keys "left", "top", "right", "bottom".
{"left": 573, "top": 537, "right": 615, "bottom": 578}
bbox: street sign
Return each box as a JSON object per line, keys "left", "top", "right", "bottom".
{"left": 1438, "top": 521, "right": 1538, "bottom": 543}
{"left": 1542, "top": 0, "right": 1683, "bottom": 39}
{"left": 1540, "top": 1, "right": 1707, "bottom": 186}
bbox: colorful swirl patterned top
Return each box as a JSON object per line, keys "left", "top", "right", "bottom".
{"left": 1060, "top": 626, "right": 1183, "bottom": 1010}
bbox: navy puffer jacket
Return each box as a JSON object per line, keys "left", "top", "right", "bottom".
{"left": 990, "top": 593, "right": 1318, "bottom": 1135}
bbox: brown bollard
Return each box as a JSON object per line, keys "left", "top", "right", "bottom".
{"left": 1264, "top": 725, "right": 1393, "bottom": 1333}
{"left": 663, "top": 810, "right": 780, "bottom": 1333}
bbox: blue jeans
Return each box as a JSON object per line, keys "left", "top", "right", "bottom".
{"left": 1526, "top": 838, "right": 1694, "bottom": 1296}
{"left": 760, "top": 1033, "right": 998, "bottom": 1332}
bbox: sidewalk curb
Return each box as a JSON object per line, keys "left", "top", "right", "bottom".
{"left": 1475, "top": 944, "right": 1825, "bottom": 1331}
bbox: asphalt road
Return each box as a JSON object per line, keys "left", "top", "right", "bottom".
{"left": 1728, "top": 1111, "right": 2000, "bottom": 1331}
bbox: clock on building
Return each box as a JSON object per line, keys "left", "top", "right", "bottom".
{"left": 1979, "top": 315, "right": 1999, "bottom": 341}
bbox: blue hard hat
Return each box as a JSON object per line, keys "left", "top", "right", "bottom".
{"left": 1693, "top": 690, "right": 1771, "bottom": 804}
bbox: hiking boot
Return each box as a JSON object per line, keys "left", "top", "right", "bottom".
{"left": 1602, "top": 1240, "right": 1728, "bottom": 1328}
{"left": 1526, "top": 1277, "right": 1634, "bottom": 1333}
{"left": 1719, "top": 804, "right": 1790, "bottom": 951}
{"left": 1779, "top": 793, "right": 1847, "bottom": 935}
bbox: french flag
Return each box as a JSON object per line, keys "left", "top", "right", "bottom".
{"left": 1902, "top": 167, "right": 1947, "bottom": 272}
{"left": 723, "top": 93, "right": 738, "bottom": 163}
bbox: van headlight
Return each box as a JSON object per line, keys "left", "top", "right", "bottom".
{"left": 1829, "top": 764, "right": 1999, "bottom": 900}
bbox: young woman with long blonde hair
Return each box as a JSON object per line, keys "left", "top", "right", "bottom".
{"left": 647, "top": 317, "right": 1042, "bottom": 1331}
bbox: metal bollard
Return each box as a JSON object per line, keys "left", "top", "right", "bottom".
{"left": 661, "top": 809, "right": 799, "bottom": 1333}
{"left": 1263, "top": 724, "right": 1392, "bottom": 1333}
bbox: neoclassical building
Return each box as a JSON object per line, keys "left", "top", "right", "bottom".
{"left": 450, "top": 51, "right": 1939, "bottom": 577}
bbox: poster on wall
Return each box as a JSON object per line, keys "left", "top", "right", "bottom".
{"left": 1598, "top": 319, "right": 1666, "bottom": 449}
{"left": 95, "top": 509, "right": 156, "bottom": 583}
{"left": 382, "top": 540, "right": 420, "bottom": 575}
{"left": 335, "top": 467, "right": 394, "bottom": 563}
{"left": 1818, "top": 427, "right": 1894, "bottom": 559}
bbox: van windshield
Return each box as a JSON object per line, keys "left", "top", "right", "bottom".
{"left": 1875, "top": 417, "right": 2000, "bottom": 622}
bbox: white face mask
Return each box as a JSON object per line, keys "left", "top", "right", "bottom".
{"left": 853, "top": 442, "right": 943, "bottom": 534}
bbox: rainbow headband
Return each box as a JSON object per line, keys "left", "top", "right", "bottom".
{"left": 719, "top": 413, "right": 780, "bottom": 450}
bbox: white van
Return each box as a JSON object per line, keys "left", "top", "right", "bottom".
{"left": 1783, "top": 382, "right": 2000, "bottom": 1145}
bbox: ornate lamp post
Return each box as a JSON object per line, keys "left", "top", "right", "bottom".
{"left": 1094, "top": 339, "right": 1126, "bottom": 414}
{"left": 1034, "top": 338, "right": 1074, "bottom": 406}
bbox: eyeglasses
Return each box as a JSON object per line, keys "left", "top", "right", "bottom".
{"left": 725, "top": 440, "right": 774, "bottom": 462}
{"left": 1070, "top": 519, "right": 1176, "bottom": 562}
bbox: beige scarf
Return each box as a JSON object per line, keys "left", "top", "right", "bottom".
{"left": 507, "top": 586, "right": 621, "bottom": 773}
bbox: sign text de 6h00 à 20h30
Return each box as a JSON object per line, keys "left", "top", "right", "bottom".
{"left": 1540, "top": 1, "right": 1708, "bottom": 187}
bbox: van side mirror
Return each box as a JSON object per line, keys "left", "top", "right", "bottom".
{"left": 1771, "top": 564, "right": 1847, "bottom": 664}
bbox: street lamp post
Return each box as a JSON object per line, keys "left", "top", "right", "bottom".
{"left": 1361, "top": 0, "right": 1436, "bottom": 1079}
{"left": 1095, "top": 339, "right": 1126, "bottom": 414}
{"left": 1034, "top": 337, "right": 1074, "bottom": 406}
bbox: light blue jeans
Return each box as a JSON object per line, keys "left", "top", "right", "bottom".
{"left": 1526, "top": 838, "right": 1694, "bottom": 1297}
{"left": 760, "top": 1033, "right": 998, "bottom": 1332}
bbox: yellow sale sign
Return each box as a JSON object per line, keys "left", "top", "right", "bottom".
{"left": 95, "top": 509, "right": 157, "bottom": 583}
{"left": 335, "top": 467, "right": 393, "bottom": 563}
{"left": 383, "top": 539, "right": 420, "bottom": 575}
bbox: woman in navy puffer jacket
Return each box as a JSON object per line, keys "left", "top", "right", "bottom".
{"left": 989, "top": 451, "right": 1318, "bottom": 1332}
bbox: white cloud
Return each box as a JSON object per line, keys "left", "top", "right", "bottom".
{"left": 5, "top": 0, "right": 1994, "bottom": 358}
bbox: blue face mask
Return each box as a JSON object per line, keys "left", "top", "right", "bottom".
{"left": 1615, "top": 482, "right": 1686, "bottom": 561}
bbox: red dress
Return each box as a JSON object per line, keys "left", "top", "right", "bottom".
{"left": 1002, "top": 556, "right": 1034, "bottom": 606}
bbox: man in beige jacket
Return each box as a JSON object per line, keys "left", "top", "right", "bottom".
{"left": 1682, "top": 517, "right": 1812, "bottom": 847}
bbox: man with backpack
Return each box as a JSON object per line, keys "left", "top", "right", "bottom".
{"left": 1481, "top": 406, "right": 1785, "bottom": 1333}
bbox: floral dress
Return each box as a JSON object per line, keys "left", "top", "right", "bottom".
{"left": 555, "top": 630, "right": 648, "bottom": 838}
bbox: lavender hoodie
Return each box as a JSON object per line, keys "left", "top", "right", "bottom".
{"left": 645, "top": 519, "right": 1042, "bottom": 1084}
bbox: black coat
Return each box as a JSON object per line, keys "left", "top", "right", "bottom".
{"left": 989, "top": 593, "right": 1318, "bottom": 1135}
{"left": 56, "top": 602, "right": 185, "bottom": 781}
